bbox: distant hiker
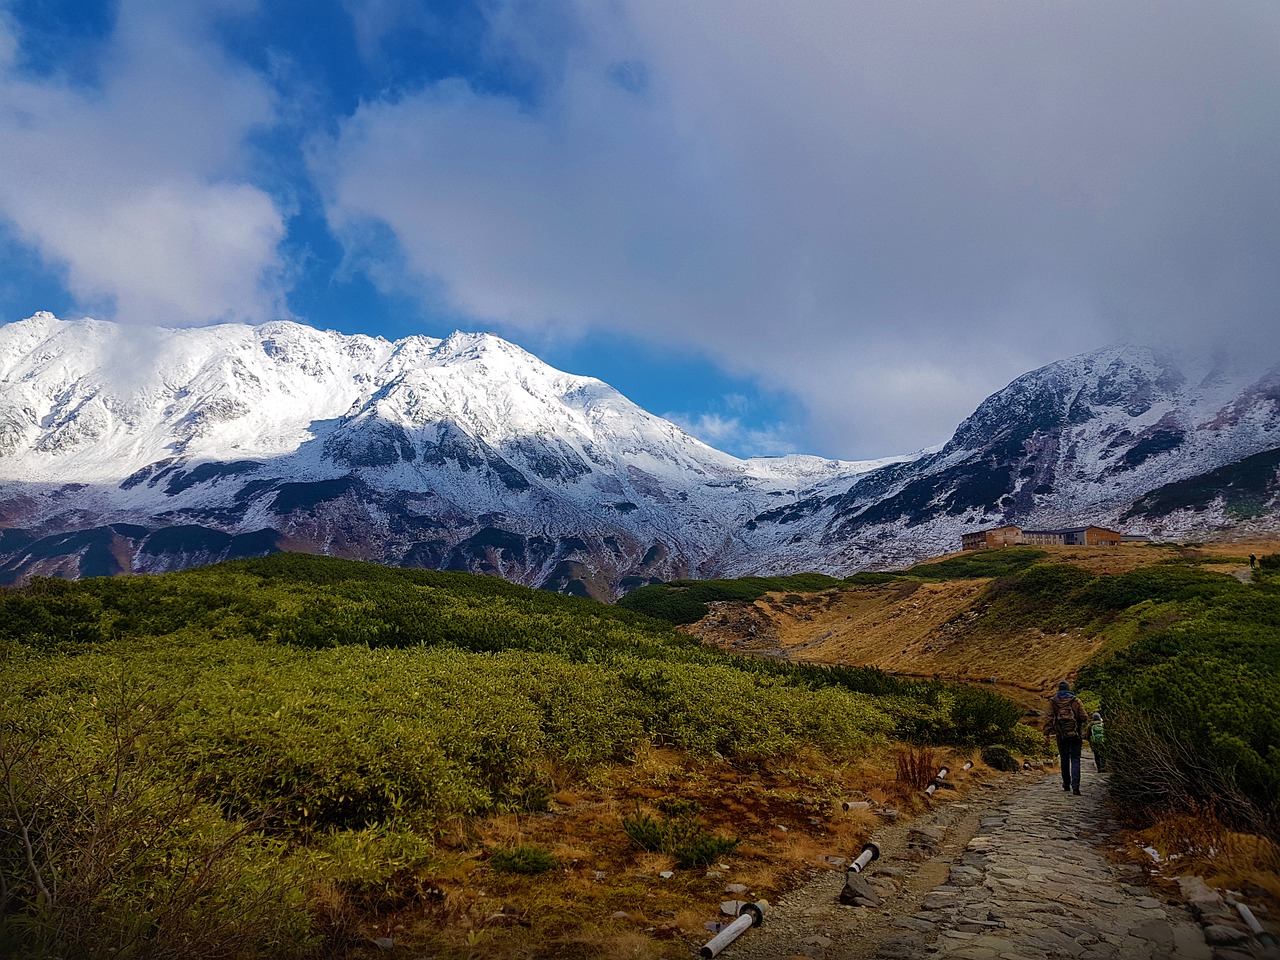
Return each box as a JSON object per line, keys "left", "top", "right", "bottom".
{"left": 1044, "top": 680, "right": 1088, "bottom": 794}
{"left": 1087, "top": 711, "right": 1105, "bottom": 772}
{"left": 1250, "top": 554, "right": 1257, "bottom": 568}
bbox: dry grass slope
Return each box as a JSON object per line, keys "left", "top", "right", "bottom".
{"left": 685, "top": 540, "right": 1280, "bottom": 701}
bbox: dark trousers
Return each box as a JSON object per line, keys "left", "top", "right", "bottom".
{"left": 1057, "top": 735, "right": 1082, "bottom": 791}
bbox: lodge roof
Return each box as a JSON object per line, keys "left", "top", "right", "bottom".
{"left": 1022, "top": 525, "right": 1120, "bottom": 535}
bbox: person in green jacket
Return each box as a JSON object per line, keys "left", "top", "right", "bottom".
{"left": 1087, "top": 711, "right": 1105, "bottom": 772}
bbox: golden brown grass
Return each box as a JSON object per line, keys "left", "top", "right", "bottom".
{"left": 337, "top": 743, "right": 995, "bottom": 958}
{"left": 683, "top": 539, "right": 1280, "bottom": 704}
{"left": 1124, "top": 804, "right": 1280, "bottom": 911}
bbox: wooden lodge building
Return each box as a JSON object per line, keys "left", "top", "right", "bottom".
{"left": 961, "top": 524, "right": 1124, "bottom": 551}
{"left": 960, "top": 525, "right": 1023, "bottom": 551}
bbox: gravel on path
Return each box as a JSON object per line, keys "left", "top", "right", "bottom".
{"left": 711, "top": 770, "right": 1260, "bottom": 960}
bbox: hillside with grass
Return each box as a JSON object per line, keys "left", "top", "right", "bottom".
{"left": 661, "top": 541, "right": 1280, "bottom": 846}
{"left": 0, "top": 554, "right": 1023, "bottom": 960}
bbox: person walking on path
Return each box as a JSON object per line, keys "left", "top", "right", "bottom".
{"left": 1045, "top": 679, "right": 1089, "bottom": 794}
{"left": 1088, "top": 711, "right": 1105, "bottom": 771}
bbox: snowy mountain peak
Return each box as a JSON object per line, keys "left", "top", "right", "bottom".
{"left": 1, "top": 315, "right": 1275, "bottom": 595}
{"left": 0, "top": 314, "right": 852, "bottom": 489}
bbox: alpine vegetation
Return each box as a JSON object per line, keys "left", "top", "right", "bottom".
{"left": 0, "top": 554, "right": 1018, "bottom": 958}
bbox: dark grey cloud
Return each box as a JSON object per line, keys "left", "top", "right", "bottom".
{"left": 312, "top": 0, "right": 1280, "bottom": 457}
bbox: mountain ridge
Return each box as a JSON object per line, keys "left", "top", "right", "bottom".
{"left": 1, "top": 313, "right": 1277, "bottom": 594}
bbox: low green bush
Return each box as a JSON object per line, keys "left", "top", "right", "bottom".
{"left": 617, "top": 573, "right": 843, "bottom": 624}
{"left": 979, "top": 745, "right": 1020, "bottom": 772}
{"left": 655, "top": 796, "right": 700, "bottom": 819}
{"left": 1076, "top": 564, "right": 1280, "bottom": 833}
{"left": 1003, "top": 721, "right": 1053, "bottom": 758}
{"left": 841, "top": 571, "right": 907, "bottom": 586}
{"left": 904, "top": 548, "right": 1047, "bottom": 580}
{"left": 490, "top": 845, "right": 558, "bottom": 875}
{"left": 0, "top": 678, "right": 315, "bottom": 960}
{"left": 0, "top": 553, "right": 1028, "bottom": 955}
{"left": 620, "top": 808, "right": 738, "bottom": 868}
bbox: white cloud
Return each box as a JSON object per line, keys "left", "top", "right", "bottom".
{"left": 0, "top": 1, "right": 287, "bottom": 326}
{"left": 668, "top": 412, "right": 739, "bottom": 444}
{"left": 312, "top": 0, "right": 1280, "bottom": 457}
{"left": 664, "top": 409, "right": 798, "bottom": 459}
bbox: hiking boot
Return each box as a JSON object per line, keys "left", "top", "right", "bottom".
{"left": 1072, "top": 789, "right": 1081, "bottom": 795}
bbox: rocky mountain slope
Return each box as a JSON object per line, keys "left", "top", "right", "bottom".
{"left": 0, "top": 314, "right": 895, "bottom": 593}
{"left": 1, "top": 314, "right": 1277, "bottom": 593}
{"left": 731, "top": 344, "right": 1280, "bottom": 572}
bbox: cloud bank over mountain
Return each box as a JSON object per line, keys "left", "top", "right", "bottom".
{"left": 2, "top": 1, "right": 1278, "bottom": 459}
{"left": 308, "top": 2, "right": 1280, "bottom": 455}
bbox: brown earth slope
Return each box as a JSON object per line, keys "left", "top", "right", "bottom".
{"left": 684, "top": 541, "right": 1279, "bottom": 705}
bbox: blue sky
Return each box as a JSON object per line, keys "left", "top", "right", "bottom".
{"left": 2, "top": 1, "right": 1278, "bottom": 459}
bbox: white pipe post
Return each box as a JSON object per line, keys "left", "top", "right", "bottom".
{"left": 699, "top": 912, "right": 752, "bottom": 958}
{"left": 849, "top": 842, "right": 880, "bottom": 873}
{"left": 962, "top": 761, "right": 973, "bottom": 771}
{"left": 1236, "top": 902, "right": 1278, "bottom": 947}
{"left": 842, "top": 800, "right": 872, "bottom": 812}
{"left": 699, "top": 901, "right": 766, "bottom": 958}
{"left": 925, "top": 766, "right": 951, "bottom": 796}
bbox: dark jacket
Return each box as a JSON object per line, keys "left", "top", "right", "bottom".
{"left": 1043, "top": 693, "right": 1088, "bottom": 739}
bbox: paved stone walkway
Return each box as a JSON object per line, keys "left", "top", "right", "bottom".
{"left": 868, "top": 773, "right": 1211, "bottom": 960}
{"left": 719, "top": 770, "right": 1250, "bottom": 960}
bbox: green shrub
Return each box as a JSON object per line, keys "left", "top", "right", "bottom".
{"left": 905, "top": 548, "right": 1048, "bottom": 580}
{"left": 621, "top": 808, "right": 738, "bottom": 868}
{"left": 617, "top": 573, "right": 843, "bottom": 625}
{"left": 0, "top": 678, "right": 315, "bottom": 960}
{"left": 621, "top": 809, "right": 667, "bottom": 852}
{"left": 656, "top": 796, "right": 700, "bottom": 819}
{"left": 312, "top": 822, "right": 438, "bottom": 906}
{"left": 1003, "top": 721, "right": 1052, "bottom": 758}
{"left": 1074, "top": 562, "right": 1280, "bottom": 833}
{"left": 841, "top": 571, "right": 907, "bottom": 586}
{"left": 490, "top": 845, "right": 558, "bottom": 875}
{"left": 980, "top": 745, "right": 1020, "bottom": 772}
{"left": 941, "top": 686, "right": 1025, "bottom": 744}
{"left": 1081, "top": 564, "right": 1240, "bottom": 611}
{"left": 0, "top": 553, "right": 1031, "bottom": 954}
{"left": 662, "top": 821, "right": 739, "bottom": 869}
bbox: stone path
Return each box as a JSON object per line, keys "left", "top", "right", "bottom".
{"left": 719, "top": 770, "right": 1275, "bottom": 960}
{"left": 867, "top": 772, "right": 1210, "bottom": 960}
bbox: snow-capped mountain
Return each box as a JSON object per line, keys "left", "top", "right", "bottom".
{"left": 729, "top": 344, "right": 1280, "bottom": 572}
{"left": 1, "top": 314, "right": 1277, "bottom": 593}
{"left": 0, "top": 313, "right": 897, "bottom": 593}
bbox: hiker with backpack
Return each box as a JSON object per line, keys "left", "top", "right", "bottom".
{"left": 1087, "top": 712, "right": 1105, "bottom": 772}
{"left": 1044, "top": 680, "right": 1089, "bottom": 794}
